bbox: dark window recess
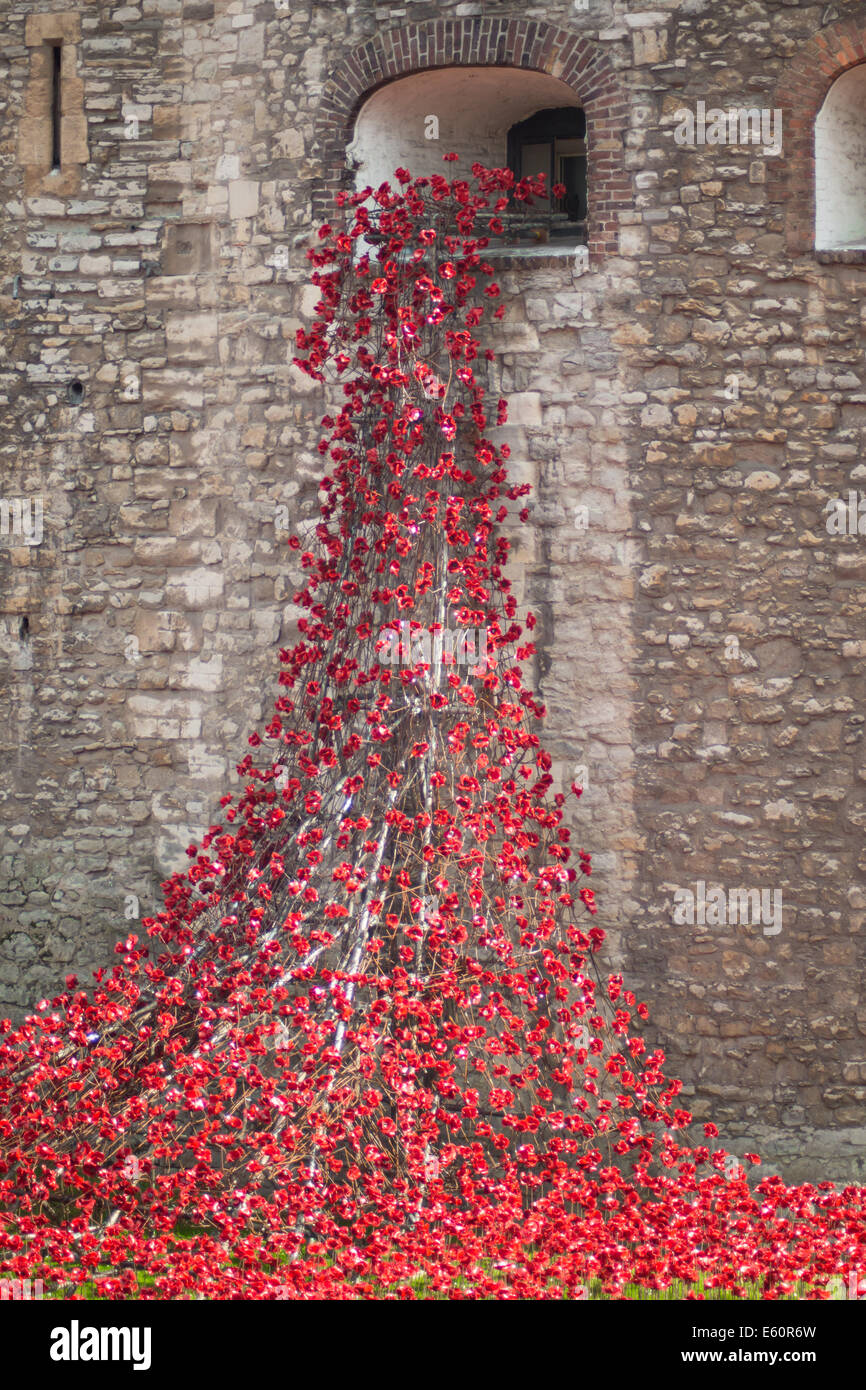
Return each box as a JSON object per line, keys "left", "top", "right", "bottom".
{"left": 505, "top": 106, "right": 587, "bottom": 240}
{"left": 51, "top": 44, "right": 62, "bottom": 170}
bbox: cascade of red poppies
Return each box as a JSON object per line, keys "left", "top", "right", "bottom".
{"left": 0, "top": 161, "right": 863, "bottom": 1299}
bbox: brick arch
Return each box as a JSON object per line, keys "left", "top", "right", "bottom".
{"left": 313, "top": 17, "right": 630, "bottom": 259}
{"left": 773, "top": 18, "right": 866, "bottom": 254}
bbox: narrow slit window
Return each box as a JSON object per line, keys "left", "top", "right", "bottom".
{"left": 20, "top": 15, "right": 88, "bottom": 193}
{"left": 50, "top": 43, "right": 62, "bottom": 170}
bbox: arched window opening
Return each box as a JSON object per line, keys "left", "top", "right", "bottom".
{"left": 350, "top": 68, "right": 587, "bottom": 249}
{"left": 815, "top": 64, "right": 866, "bottom": 252}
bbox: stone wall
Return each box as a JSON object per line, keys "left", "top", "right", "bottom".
{"left": 1, "top": 0, "right": 866, "bottom": 1181}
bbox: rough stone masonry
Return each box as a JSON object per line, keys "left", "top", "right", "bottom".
{"left": 1, "top": 0, "right": 866, "bottom": 1182}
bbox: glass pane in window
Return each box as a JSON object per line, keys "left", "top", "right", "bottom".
{"left": 557, "top": 152, "right": 587, "bottom": 221}
{"left": 519, "top": 141, "right": 552, "bottom": 201}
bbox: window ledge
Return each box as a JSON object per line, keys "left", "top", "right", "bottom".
{"left": 486, "top": 241, "right": 589, "bottom": 271}
{"left": 816, "top": 245, "right": 866, "bottom": 265}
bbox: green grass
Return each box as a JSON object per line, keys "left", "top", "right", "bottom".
{"left": 41, "top": 1268, "right": 816, "bottom": 1301}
